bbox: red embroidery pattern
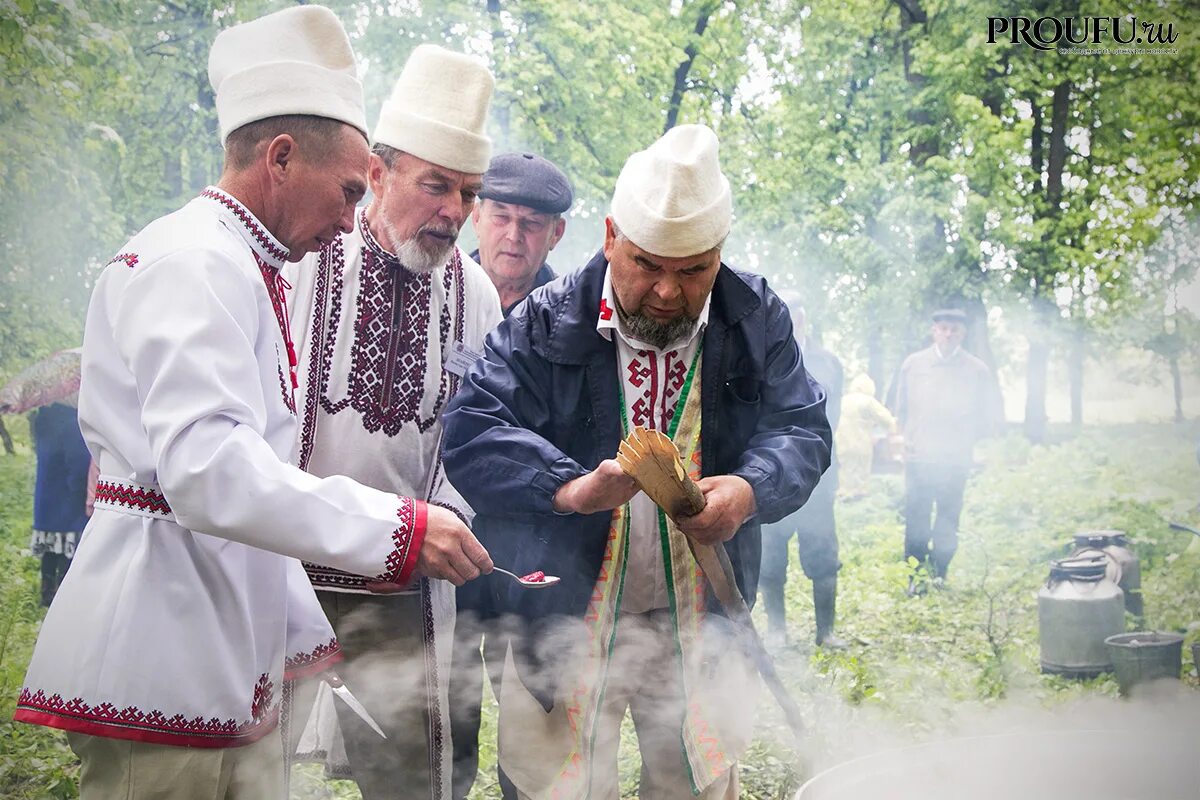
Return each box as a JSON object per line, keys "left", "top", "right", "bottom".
{"left": 420, "top": 579, "right": 446, "bottom": 798}
{"left": 599, "top": 298, "right": 614, "bottom": 320}
{"left": 256, "top": 256, "right": 298, "bottom": 413}
{"left": 200, "top": 188, "right": 288, "bottom": 263}
{"left": 15, "top": 677, "right": 276, "bottom": 744}
{"left": 284, "top": 638, "right": 341, "bottom": 675}
{"left": 250, "top": 673, "right": 274, "bottom": 723}
{"left": 298, "top": 240, "right": 339, "bottom": 469}
{"left": 627, "top": 349, "right": 685, "bottom": 430}
{"left": 317, "top": 213, "right": 465, "bottom": 437}
{"left": 94, "top": 480, "right": 172, "bottom": 517}
{"left": 107, "top": 252, "right": 139, "bottom": 269}
{"left": 380, "top": 497, "right": 421, "bottom": 583}
{"left": 276, "top": 356, "right": 296, "bottom": 416}
{"left": 304, "top": 497, "right": 424, "bottom": 590}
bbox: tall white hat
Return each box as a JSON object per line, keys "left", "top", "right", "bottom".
{"left": 610, "top": 124, "right": 732, "bottom": 257}
{"left": 373, "top": 45, "right": 494, "bottom": 174}
{"left": 208, "top": 5, "right": 367, "bottom": 145}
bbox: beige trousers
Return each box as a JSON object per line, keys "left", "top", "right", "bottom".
{"left": 499, "top": 610, "right": 747, "bottom": 800}
{"left": 68, "top": 729, "right": 284, "bottom": 800}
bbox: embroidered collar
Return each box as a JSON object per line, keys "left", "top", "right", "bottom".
{"left": 198, "top": 187, "right": 290, "bottom": 269}
{"left": 358, "top": 209, "right": 401, "bottom": 269}
{"left": 595, "top": 265, "right": 710, "bottom": 351}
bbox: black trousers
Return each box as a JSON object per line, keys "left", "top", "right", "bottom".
{"left": 903, "top": 461, "right": 968, "bottom": 577}
{"left": 758, "top": 489, "right": 839, "bottom": 622}
{"left": 39, "top": 553, "right": 70, "bottom": 607}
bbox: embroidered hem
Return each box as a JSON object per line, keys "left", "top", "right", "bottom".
{"left": 14, "top": 685, "right": 279, "bottom": 749}
{"left": 284, "top": 638, "right": 343, "bottom": 681}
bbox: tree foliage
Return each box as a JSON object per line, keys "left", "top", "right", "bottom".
{"left": 0, "top": 0, "right": 1197, "bottom": 418}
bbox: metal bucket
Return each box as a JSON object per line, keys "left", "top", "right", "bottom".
{"left": 794, "top": 729, "right": 1198, "bottom": 799}
{"left": 1038, "top": 555, "right": 1124, "bottom": 677}
{"left": 1105, "top": 631, "right": 1184, "bottom": 695}
{"left": 1071, "top": 530, "right": 1142, "bottom": 620}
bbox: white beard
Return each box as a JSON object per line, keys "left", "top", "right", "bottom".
{"left": 378, "top": 215, "right": 453, "bottom": 275}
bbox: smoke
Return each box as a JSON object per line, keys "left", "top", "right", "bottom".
{"left": 783, "top": 680, "right": 1200, "bottom": 799}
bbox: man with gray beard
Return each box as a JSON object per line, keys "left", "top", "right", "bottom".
{"left": 284, "top": 44, "right": 501, "bottom": 800}
{"left": 442, "top": 125, "right": 831, "bottom": 799}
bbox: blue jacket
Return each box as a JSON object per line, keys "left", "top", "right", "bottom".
{"left": 442, "top": 251, "right": 831, "bottom": 697}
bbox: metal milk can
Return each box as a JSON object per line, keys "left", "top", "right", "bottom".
{"left": 1039, "top": 554, "right": 1126, "bottom": 677}
{"left": 1071, "top": 530, "right": 1142, "bottom": 620}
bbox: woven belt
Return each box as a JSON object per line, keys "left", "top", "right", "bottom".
{"left": 94, "top": 476, "right": 176, "bottom": 522}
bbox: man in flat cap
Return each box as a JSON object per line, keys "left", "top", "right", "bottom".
{"left": 285, "top": 43, "right": 501, "bottom": 800}
{"left": 450, "top": 149, "right": 573, "bottom": 799}
{"left": 15, "top": 8, "right": 491, "bottom": 799}
{"left": 892, "top": 308, "right": 998, "bottom": 592}
{"left": 442, "top": 125, "right": 831, "bottom": 799}
{"left": 472, "top": 151, "right": 573, "bottom": 316}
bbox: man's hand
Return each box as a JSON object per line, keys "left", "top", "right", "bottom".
{"left": 366, "top": 505, "right": 493, "bottom": 591}
{"left": 676, "top": 475, "right": 756, "bottom": 545}
{"left": 552, "top": 459, "right": 640, "bottom": 515}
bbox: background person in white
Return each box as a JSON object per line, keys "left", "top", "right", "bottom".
{"left": 285, "top": 44, "right": 501, "bottom": 800}
{"left": 13, "top": 9, "right": 490, "bottom": 799}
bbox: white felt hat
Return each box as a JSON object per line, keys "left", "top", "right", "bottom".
{"left": 373, "top": 44, "right": 494, "bottom": 174}
{"left": 610, "top": 124, "right": 732, "bottom": 258}
{"left": 209, "top": 5, "right": 367, "bottom": 145}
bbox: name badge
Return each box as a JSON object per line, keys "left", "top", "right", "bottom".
{"left": 444, "top": 341, "right": 483, "bottom": 377}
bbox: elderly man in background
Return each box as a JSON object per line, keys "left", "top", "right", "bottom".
{"left": 757, "top": 296, "right": 847, "bottom": 650}
{"left": 16, "top": 8, "right": 491, "bottom": 799}
{"left": 892, "top": 308, "right": 998, "bottom": 594}
{"left": 442, "top": 125, "right": 831, "bottom": 799}
{"left": 471, "top": 151, "right": 573, "bottom": 315}
{"left": 451, "top": 149, "right": 573, "bottom": 800}
{"left": 285, "top": 44, "right": 501, "bottom": 800}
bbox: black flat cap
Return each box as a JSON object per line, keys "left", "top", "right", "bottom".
{"left": 931, "top": 308, "right": 967, "bottom": 323}
{"left": 478, "top": 152, "right": 574, "bottom": 215}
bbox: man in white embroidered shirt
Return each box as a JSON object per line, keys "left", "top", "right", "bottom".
{"left": 442, "top": 125, "right": 831, "bottom": 799}
{"left": 285, "top": 44, "right": 502, "bottom": 800}
{"left": 13, "top": 8, "right": 490, "bottom": 800}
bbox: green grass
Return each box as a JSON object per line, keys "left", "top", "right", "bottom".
{"left": 1, "top": 421, "right": 1197, "bottom": 798}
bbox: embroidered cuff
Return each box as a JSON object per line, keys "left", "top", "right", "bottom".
{"left": 380, "top": 498, "right": 427, "bottom": 586}
{"left": 283, "top": 638, "right": 343, "bottom": 681}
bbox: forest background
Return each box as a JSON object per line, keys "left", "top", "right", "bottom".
{"left": 1, "top": 0, "right": 1199, "bottom": 430}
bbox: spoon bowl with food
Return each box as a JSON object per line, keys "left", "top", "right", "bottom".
{"left": 492, "top": 567, "right": 561, "bottom": 589}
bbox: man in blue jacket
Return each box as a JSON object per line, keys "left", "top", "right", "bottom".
{"left": 442, "top": 124, "right": 831, "bottom": 799}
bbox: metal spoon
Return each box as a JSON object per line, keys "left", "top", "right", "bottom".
{"left": 491, "top": 567, "right": 561, "bottom": 589}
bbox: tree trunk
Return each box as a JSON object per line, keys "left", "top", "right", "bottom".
{"left": 867, "top": 323, "right": 884, "bottom": 399}
{"left": 1068, "top": 331, "right": 1084, "bottom": 428}
{"left": 664, "top": 2, "right": 717, "bottom": 134}
{"left": 0, "top": 417, "right": 12, "bottom": 456}
{"left": 1170, "top": 355, "right": 1185, "bottom": 423}
{"left": 487, "top": 0, "right": 511, "bottom": 140}
{"left": 1024, "top": 298, "right": 1054, "bottom": 443}
{"left": 1025, "top": 336, "right": 1050, "bottom": 444}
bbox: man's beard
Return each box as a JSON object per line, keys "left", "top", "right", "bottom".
{"left": 380, "top": 216, "right": 457, "bottom": 275}
{"left": 614, "top": 296, "right": 697, "bottom": 350}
